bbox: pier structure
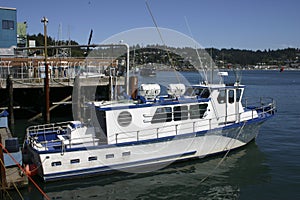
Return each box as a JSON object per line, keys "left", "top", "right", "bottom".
{"left": 0, "top": 57, "right": 123, "bottom": 89}
{"left": 0, "top": 43, "right": 130, "bottom": 122}
{"left": 0, "top": 56, "right": 125, "bottom": 121}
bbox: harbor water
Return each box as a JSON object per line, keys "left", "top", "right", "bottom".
{"left": 11, "top": 70, "right": 300, "bottom": 199}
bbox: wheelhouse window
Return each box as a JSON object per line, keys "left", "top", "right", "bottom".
{"left": 228, "top": 90, "right": 235, "bottom": 104}
{"left": 185, "top": 88, "right": 210, "bottom": 98}
{"left": 96, "top": 110, "right": 107, "bottom": 135}
{"left": 174, "top": 106, "right": 188, "bottom": 121}
{"left": 151, "top": 107, "right": 172, "bottom": 123}
{"left": 236, "top": 89, "right": 242, "bottom": 102}
{"left": 199, "top": 88, "right": 210, "bottom": 98}
{"left": 217, "top": 90, "right": 226, "bottom": 104}
{"left": 190, "top": 104, "right": 208, "bottom": 119}
{"left": 2, "top": 20, "right": 14, "bottom": 30}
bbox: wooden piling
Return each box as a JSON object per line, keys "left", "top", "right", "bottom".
{"left": 43, "top": 63, "right": 50, "bottom": 123}
{"left": 0, "top": 135, "right": 7, "bottom": 198}
{"left": 73, "top": 75, "right": 81, "bottom": 121}
{"left": 6, "top": 75, "right": 14, "bottom": 134}
{"left": 129, "top": 76, "right": 138, "bottom": 99}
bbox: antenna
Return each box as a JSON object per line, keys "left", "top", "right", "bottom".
{"left": 184, "top": 16, "right": 220, "bottom": 120}
{"left": 68, "top": 25, "right": 71, "bottom": 56}
{"left": 234, "top": 68, "right": 242, "bottom": 85}
{"left": 184, "top": 16, "right": 208, "bottom": 84}
{"left": 145, "top": 0, "right": 181, "bottom": 83}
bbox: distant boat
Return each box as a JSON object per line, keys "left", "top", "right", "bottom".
{"left": 280, "top": 67, "right": 284, "bottom": 72}
{"left": 140, "top": 65, "right": 156, "bottom": 76}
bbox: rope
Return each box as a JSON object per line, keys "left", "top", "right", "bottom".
{"left": 12, "top": 182, "right": 24, "bottom": 200}
{"left": 3, "top": 190, "right": 13, "bottom": 200}
{"left": 0, "top": 143, "right": 51, "bottom": 200}
{"left": 145, "top": 0, "right": 182, "bottom": 84}
{"left": 199, "top": 121, "right": 246, "bottom": 183}
{"left": 0, "top": 158, "right": 21, "bottom": 200}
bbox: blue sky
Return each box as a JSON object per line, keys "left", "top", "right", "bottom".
{"left": 1, "top": 0, "right": 300, "bottom": 50}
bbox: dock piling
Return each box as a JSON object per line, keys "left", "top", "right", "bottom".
{"left": 0, "top": 135, "right": 7, "bottom": 198}
{"left": 6, "top": 75, "right": 14, "bottom": 134}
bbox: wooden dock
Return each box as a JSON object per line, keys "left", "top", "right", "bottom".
{"left": 0, "top": 127, "right": 28, "bottom": 191}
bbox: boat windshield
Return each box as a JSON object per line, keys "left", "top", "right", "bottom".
{"left": 185, "top": 87, "right": 210, "bottom": 98}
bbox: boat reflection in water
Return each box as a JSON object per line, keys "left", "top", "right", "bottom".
{"left": 23, "top": 142, "right": 270, "bottom": 199}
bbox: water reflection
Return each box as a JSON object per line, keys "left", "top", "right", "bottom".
{"left": 18, "top": 142, "right": 270, "bottom": 200}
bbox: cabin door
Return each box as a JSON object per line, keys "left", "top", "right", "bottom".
{"left": 226, "top": 89, "right": 237, "bottom": 122}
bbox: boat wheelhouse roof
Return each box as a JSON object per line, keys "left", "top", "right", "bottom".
{"left": 93, "top": 82, "right": 245, "bottom": 111}
{"left": 94, "top": 96, "right": 210, "bottom": 111}
{"left": 190, "top": 83, "right": 245, "bottom": 90}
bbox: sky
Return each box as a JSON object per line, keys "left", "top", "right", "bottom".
{"left": 1, "top": 0, "right": 300, "bottom": 50}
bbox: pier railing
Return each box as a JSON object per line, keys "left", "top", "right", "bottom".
{"left": 0, "top": 57, "right": 124, "bottom": 88}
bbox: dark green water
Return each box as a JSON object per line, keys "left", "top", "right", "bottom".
{"left": 9, "top": 70, "right": 300, "bottom": 199}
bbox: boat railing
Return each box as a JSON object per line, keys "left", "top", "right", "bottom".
{"left": 113, "top": 97, "right": 276, "bottom": 144}
{"left": 113, "top": 116, "right": 225, "bottom": 144}
{"left": 30, "top": 133, "right": 99, "bottom": 151}
{"left": 27, "top": 121, "right": 72, "bottom": 135}
{"left": 243, "top": 97, "right": 276, "bottom": 114}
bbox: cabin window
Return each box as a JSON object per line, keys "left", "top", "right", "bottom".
{"left": 236, "top": 89, "right": 242, "bottom": 102}
{"left": 174, "top": 106, "right": 188, "bottom": 121}
{"left": 96, "top": 110, "right": 107, "bottom": 135}
{"left": 200, "top": 89, "right": 210, "bottom": 98}
{"left": 106, "top": 154, "right": 114, "bottom": 159}
{"left": 217, "top": 90, "right": 226, "bottom": 104}
{"left": 190, "top": 104, "right": 208, "bottom": 119}
{"left": 117, "top": 111, "right": 132, "bottom": 127}
{"left": 51, "top": 161, "right": 62, "bottom": 167}
{"left": 88, "top": 156, "right": 98, "bottom": 161}
{"left": 70, "top": 159, "right": 80, "bottom": 164}
{"left": 228, "top": 90, "right": 235, "bottom": 104}
{"left": 151, "top": 107, "right": 172, "bottom": 123}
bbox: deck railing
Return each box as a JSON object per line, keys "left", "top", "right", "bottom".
{"left": 26, "top": 97, "right": 276, "bottom": 147}
{"left": 113, "top": 97, "right": 276, "bottom": 144}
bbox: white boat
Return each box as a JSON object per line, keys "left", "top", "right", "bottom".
{"left": 23, "top": 73, "right": 276, "bottom": 182}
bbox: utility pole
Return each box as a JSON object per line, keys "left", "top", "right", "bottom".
{"left": 41, "top": 16, "right": 50, "bottom": 123}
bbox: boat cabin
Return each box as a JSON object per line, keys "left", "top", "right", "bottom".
{"left": 93, "top": 82, "right": 248, "bottom": 145}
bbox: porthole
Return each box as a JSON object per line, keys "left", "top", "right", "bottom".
{"left": 51, "top": 161, "right": 61, "bottom": 167}
{"left": 117, "top": 111, "right": 132, "bottom": 127}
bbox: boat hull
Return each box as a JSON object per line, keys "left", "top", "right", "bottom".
{"left": 26, "top": 119, "right": 266, "bottom": 182}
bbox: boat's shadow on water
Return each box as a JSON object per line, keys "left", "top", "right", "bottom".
{"left": 21, "top": 141, "right": 270, "bottom": 200}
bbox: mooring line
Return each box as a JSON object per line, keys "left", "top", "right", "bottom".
{"left": 199, "top": 122, "right": 246, "bottom": 183}
{"left": 0, "top": 143, "right": 51, "bottom": 200}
